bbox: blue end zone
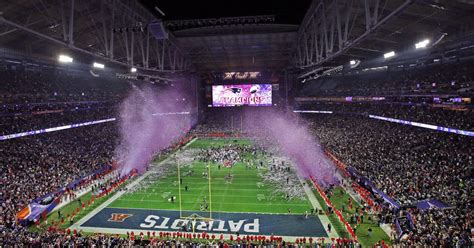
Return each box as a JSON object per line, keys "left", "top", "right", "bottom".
{"left": 82, "top": 208, "right": 328, "bottom": 237}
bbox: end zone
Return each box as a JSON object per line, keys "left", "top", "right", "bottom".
{"left": 76, "top": 208, "right": 328, "bottom": 240}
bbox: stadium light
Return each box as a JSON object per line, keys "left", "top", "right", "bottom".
{"left": 93, "top": 62, "right": 105, "bottom": 69}
{"left": 131, "top": 67, "right": 137, "bottom": 73}
{"left": 350, "top": 60, "right": 356, "bottom": 65}
{"left": 58, "top": 54, "right": 73, "bottom": 63}
{"left": 384, "top": 51, "right": 395, "bottom": 59}
{"left": 415, "top": 39, "right": 430, "bottom": 49}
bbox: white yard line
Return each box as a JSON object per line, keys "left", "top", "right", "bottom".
{"left": 71, "top": 138, "right": 198, "bottom": 229}
{"left": 143, "top": 181, "right": 271, "bottom": 185}
{"left": 106, "top": 206, "right": 311, "bottom": 216}
{"left": 298, "top": 178, "right": 322, "bottom": 210}
{"left": 142, "top": 184, "right": 269, "bottom": 188}
{"left": 297, "top": 176, "right": 339, "bottom": 239}
{"left": 380, "top": 223, "right": 393, "bottom": 236}
{"left": 125, "top": 192, "right": 294, "bottom": 198}
{"left": 114, "top": 198, "right": 309, "bottom": 206}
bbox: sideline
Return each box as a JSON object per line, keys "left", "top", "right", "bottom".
{"left": 298, "top": 174, "right": 339, "bottom": 239}
{"left": 333, "top": 163, "right": 394, "bottom": 239}
{"left": 52, "top": 171, "right": 119, "bottom": 212}
{"left": 71, "top": 138, "right": 198, "bottom": 229}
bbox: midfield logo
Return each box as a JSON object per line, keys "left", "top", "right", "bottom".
{"left": 108, "top": 213, "right": 133, "bottom": 222}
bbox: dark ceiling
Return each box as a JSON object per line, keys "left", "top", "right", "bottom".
{"left": 137, "top": 0, "right": 312, "bottom": 72}
{"left": 174, "top": 24, "right": 298, "bottom": 72}
{"left": 139, "top": 0, "right": 312, "bottom": 25}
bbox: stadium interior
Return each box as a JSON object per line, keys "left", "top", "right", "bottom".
{"left": 0, "top": 0, "right": 473, "bottom": 247}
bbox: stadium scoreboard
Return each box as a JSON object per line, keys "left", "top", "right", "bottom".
{"left": 212, "top": 84, "right": 273, "bottom": 107}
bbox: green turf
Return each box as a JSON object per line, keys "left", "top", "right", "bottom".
{"left": 109, "top": 138, "right": 313, "bottom": 215}
{"left": 310, "top": 186, "right": 349, "bottom": 239}
{"left": 33, "top": 138, "right": 393, "bottom": 246}
{"left": 328, "top": 187, "right": 391, "bottom": 247}
{"left": 311, "top": 186, "right": 392, "bottom": 247}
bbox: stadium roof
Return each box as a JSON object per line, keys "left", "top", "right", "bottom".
{"left": 139, "top": 0, "right": 312, "bottom": 72}
{"left": 139, "top": 0, "right": 312, "bottom": 25}
{"left": 292, "top": 0, "right": 474, "bottom": 76}
{"left": 332, "top": 0, "right": 474, "bottom": 63}
{"left": 0, "top": 0, "right": 189, "bottom": 73}
{"left": 0, "top": 0, "right": 473, "bottom": 75}
{"left": 173, "top": 24, "right": 298, "bottom": 72}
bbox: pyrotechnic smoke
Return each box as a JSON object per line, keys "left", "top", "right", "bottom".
{"left": 115, "top": 84, "right": 192, "bottom": 175}
{"left": 243, "top": 110, "right": 338, "bottom": 186}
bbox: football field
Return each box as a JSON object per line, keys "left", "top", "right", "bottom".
{"left": 74, "top": 138, "right": 331, "bottom": 239}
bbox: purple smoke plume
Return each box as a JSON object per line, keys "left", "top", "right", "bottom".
{"left": 115, "top": 83, "right": 192, "bottom": 176}
{"left": 243, "top": 110, "right": 338, "bottom": 186}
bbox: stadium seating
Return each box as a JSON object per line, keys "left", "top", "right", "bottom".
{"left": 308, "top": 115, "right": 471, "bottom": 247}
{"left": 0, "top": 124, "right": 117, "bottom": 234}
{"left": 296, "top": 102, "right": 473, "bottom": 131}
{"left": 300, "top": 61, "right": 474, "bottom": 97}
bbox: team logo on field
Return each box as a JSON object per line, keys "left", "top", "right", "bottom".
{"left": 108, "top": 213, "right": 133, "bottom": 222}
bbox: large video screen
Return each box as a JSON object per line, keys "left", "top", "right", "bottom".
{"left": 212, "top": 84, "right": 272, "bottom": 107}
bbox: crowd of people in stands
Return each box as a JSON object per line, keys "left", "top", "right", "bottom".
{"left": 301, "top": 61, "right": 474, "bottom": 97}
{"left": 297, "top": 102, "right": 473, "bottom": 130}
{"left": 0, "top": 124, "right": 118, "bottom": 238}
{"left": 0, "top": 107, "right": 116, "bottom": 135}
{"left": 0, "top": 65, "right": 129, "bottom": 245}
{"left": 307, "top": 114, "right": 472, "bottom": 247}
{"left": 0, "top": 66, "right": 130, "bottom": 135}
{"left": 0, "top": 67, "right": 129, "bottom": 103}
{"left": 1, "top": 229, "right": 366, "bottom": 247}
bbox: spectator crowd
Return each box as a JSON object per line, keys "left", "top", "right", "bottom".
{"left": 0, "top": 124, "right": 119, "bottom": 242}
{"left": 296, "top": 102, "right": 473, "bottom": 131}
{"left": 0, "top": 66, "right": 129, "bottom": 245}
{"left": 0, "top": 66, "right": 130, "bottom": 135}
{"left": 301, "top": 61, "right": 474, "bottom": 97}
{"left": 307, "top": 114, "right": 472, "bottom": 247}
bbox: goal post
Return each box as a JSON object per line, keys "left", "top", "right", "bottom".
{"left": 177, "top": 156, "right": 183, "bottom": 219}
{"left": 207, "top": 161, "right": 212, "bottom": 219}
{"left": 177, "top": 158, "right": 213, "bottom": 221}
